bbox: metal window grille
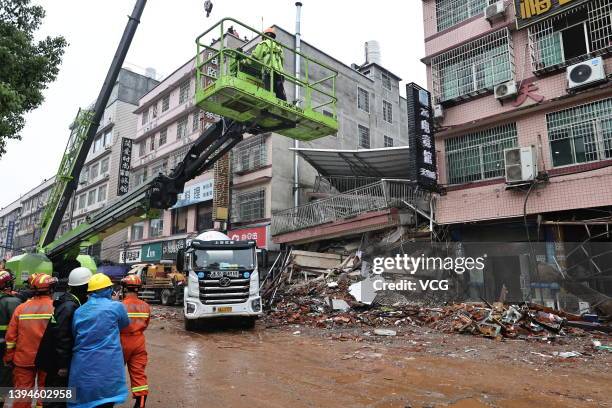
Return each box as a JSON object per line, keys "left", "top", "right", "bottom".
{"left": 179, "top": 80, "right": 190, "bottom": 104}
{"left": 193, "top": 110, "right": 201, "bottom": 132}
{"left": 357, "top": 87, "right": 370, "bottom": 112}
{"left": 529, "top": 0, "right": 612, "bottom": 72}
{"left": 431, "top": 28, "right": 514, "bottom": 104}
{"left": 547, "top": 97, "right": 612, "bottom": 167}
{"left": 384, "top": 135, "right": 394, "bottom": 147}
{"left": 159, "top": 128, "right": 167, "bottom": 146}
{"left": 161, "top": 95, "right": 170, "bottom": 112}
{"left": 177, "top": 116, "right": 188, "bottom": 139}
{"left": 383, "top": 100, "right": 393, "bottom": 123}
{"left": 232, "top": 134, "right": 267, "bottom": 173}
{"left": 382, "top": 73, "right": 392, "bottom": 91}
{"left": 231, "top": 189, "right": 265, "bottom": 223}
{"left": 435, "top": 0, "right": 495, "bottom": 32}
{"left": 445, "top": 123, "right": 518, "bottom": 184}
{"left": 359, "top": 125, "right": 370, "bottom": 149}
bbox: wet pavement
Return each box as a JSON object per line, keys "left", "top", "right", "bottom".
{"left": 117, "top": 306, "right": 612, "bottom": 408}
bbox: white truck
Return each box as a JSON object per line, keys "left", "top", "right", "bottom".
{"left": 180, "top": 231, "right": 264, "bottom": 330}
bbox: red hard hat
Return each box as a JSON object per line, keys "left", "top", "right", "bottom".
{"left": 263, "top": 27, "right": 276, "bottom": 37}
{"left": 121, "top": 274, "right": 142, "bottom": 287}
{"left": 0, "top": 271, "right": 13, "bottom": 289}
{"left": 28, "top": 273, "right": 58, "bottom": 292}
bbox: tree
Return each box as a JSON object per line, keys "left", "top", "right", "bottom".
{"left": 0, "top": 0, "right": 67, "bottom": 157}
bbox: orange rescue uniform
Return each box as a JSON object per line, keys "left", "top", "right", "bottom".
{"left": 4, "top": 295, "right": 54, "bottom": 408}
{"left": 120, "top": 293, "right": 151, "bottom": 398}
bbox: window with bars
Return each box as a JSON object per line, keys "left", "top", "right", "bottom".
{"left": 232, "top": 134, "right": 267, "bottom": 173}
{"left": 382, "top": 73, "right": 392, "bottom": 91}
{"left": 383, "top": 100, "right": 393, "bottom": 123}
{"left": 159, "top": 128, "right": 167, "bottom": 146}
{"left": 431, "top": 28, "right": 513, "bottom": 104}
{"left": 529, "top": 0, "right": 612, "bottom": 72}
{"left": 384, "top": 135, "right": 394, "bottom": 147}
{"left": 177, "top": 116, "right": 188, "bottom": 139}
{"left": 357, "top": 87, "right": 370, "bottom": 112}
{"left": 193, "top": 110, "right": 201, "bottom": 132}
{"left": 358, "top": 125, "right": 370, "bottom": 149}
{"left": 445, "top": 123, "right": 518, "bottom": 184}
{"left": 231, "top": 189, "right": 265, "bottom": 223}
{"left": 547, "top": 97, "right": 612, "bottom": 167}
{"left": 179, "top": 80, "right": 190, "bottom": 104}
{"left": 162, "top": 95, "right": 170, "bottom": 112}
{"left": 435, "top": 0, "right": 495, "bottom": 32}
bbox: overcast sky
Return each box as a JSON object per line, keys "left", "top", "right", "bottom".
{"left": 0, "top": 0, "right": 426, "bottom": 209}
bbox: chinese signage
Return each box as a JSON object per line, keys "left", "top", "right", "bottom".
{"left": 406, "top": 83, "right": 437, "bottom": 191}
{"left": 227, "top": 225, "right": 267, "bottom": 248}
{"left": 119, "top": 247, "right": 141, "bottom": 263}
{"left": 141, "top": 242, "right": 163, "bottom": 262}
{"left": 4, "top": 221, "right": 15, "bottom": 249}
{"left": 162, "top": 238, "right": 186, "bottom": 260}
{"left": 117, "top": 138, "right": 133, "bottom": 196}
{"left": 514, "top": 0, "right": 589, "bottom": 29}
{"left": 173, "top": 179, "right": 214, "bottom": 209}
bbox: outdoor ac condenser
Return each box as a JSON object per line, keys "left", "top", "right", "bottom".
{"left": 567, "top": 57, "right": 607, "bottom": 90}
{"left": 504, "top": 146, "right": 537, "bottom": 184}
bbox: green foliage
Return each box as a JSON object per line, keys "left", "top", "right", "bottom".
{"left": 0, "top": 0, "right": 67, "bottom": 157}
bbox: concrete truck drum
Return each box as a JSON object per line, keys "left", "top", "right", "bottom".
{"left": 182, "top": 231, "right": 263, "bottom": 330}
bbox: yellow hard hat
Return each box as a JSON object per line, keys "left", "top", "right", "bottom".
{"left": 87, "top": 273, "right": 113, "bottom": 292}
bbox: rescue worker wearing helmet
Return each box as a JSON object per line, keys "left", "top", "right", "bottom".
{"left": 0, "top": 270, "right": 21, "bottom": 406}
{"left": 252, "top": 27, "right": 287, "bottom": 101}
{"left": 120, "top": 275, "right": 151, "bottom": 408}
{"left": 4, "top": 273, "right": 57, "bottom": 408}
{"left": 35, "top": 267, "right": 92, "bottom": 408}
{"left": 68, "top": 273, "right": 130, "bottom": 408}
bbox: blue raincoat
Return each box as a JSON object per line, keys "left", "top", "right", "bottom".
{"left": 68, "top": 288, "right": 130, "bottom": 408}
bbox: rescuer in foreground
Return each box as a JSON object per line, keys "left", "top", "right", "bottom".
{"left": 36, "top": 267, "right": 93, "bottom": 408}
{"left": 0, "top": 270, "right": 21, "bottom": 407}
{"left": 252, "top": 27, "right": 287, "bottom": 101}
{"left": 4, "top": 273, "right": 57, "bottom": 408}
{"left": 120, "top": 275, "right": 151, "bottom": 408}
{"left": 68, "top": 273, "right": 130, "bottom": 408}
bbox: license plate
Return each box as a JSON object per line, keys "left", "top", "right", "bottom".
{"left": 217, "top": 307, "right": 232, "bottom": 313}
{"left": 209, "top": 271, "right": 240, "bottom": 278}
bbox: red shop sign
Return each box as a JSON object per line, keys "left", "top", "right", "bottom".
{"left": 227, "top": 225, "right": 267, "bottom": 248}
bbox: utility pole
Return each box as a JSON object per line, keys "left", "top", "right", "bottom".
{"left": 293, "top": 1, "right": 302, "bottom": 208}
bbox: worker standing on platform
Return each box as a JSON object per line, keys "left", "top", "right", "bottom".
{"left": 252, "top": 27, "right": 287, "bottom": 101}
{"left": 4, "top": 273, "right": 56, "bottom": 408}
{"left": 204, "top": 0, "right": 213, "bottom": 17}
{"left": 0, "top": 270, "right": 21, "bottom": 407}
{"left": 120, "top": 275, "right": 151, "bottom": 408}
{"left": 68, "top": 273, "right": 129, "bottom": 408}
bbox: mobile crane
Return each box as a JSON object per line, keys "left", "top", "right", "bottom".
{"left": 6, "top": 3, "right": 339, "bottom": 292}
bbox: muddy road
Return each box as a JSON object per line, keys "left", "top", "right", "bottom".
{"left": 118, "top": 306, "right": 611, "bottom": 408}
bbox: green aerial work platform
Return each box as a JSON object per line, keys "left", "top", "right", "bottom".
{"left": 195, "top": 18, "right": 338, "bottom": 141}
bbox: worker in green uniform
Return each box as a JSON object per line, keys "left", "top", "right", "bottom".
{"left": 252, "top": 27, "right": 287, "bottom": 101}
{"left": 0, "top": 270, "right": 22, "bottom": 407}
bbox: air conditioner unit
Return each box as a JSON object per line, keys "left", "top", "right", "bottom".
{"left": 433, "top": 104, "right": 444, "bottom": 121}
{"left": 494, "top": 81, "right": 518, "bottom": 101}
{"left": 567, "top": 57, "right": 607, "bottom": 90}
{"left": 485, "top": 1, "right": 505, "bottom": 22}
{"left": 504, "top": 146, "right": 537, "bottom": 184}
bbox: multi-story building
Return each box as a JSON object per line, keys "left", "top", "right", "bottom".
{"left": 421, "top": 0, "right": 612, "bottom": 305}
{"left": 0, "top": 199, "right": 22, "bottom": 260}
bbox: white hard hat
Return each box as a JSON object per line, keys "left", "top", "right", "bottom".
{"left": 68, "top": 267, "right": 93, "bottom": 287}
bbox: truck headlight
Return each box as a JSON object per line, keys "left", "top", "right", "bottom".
{"left": 249, "top": 271, "right": 259, "bottom": 295}
{"left": 188, "top": 273, "right": 199, "bottom": 298}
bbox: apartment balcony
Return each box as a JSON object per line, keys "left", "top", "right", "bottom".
{"left": 272, "top": 179, "right": 433, "bottom": 245}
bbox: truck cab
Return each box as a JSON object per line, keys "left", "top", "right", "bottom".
{"left": 182, "top": 231, "right": 263, "bottom": 330}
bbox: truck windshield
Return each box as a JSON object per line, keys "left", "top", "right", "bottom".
{"left": 193, "top": 249, "right": 254, "bottom": 270}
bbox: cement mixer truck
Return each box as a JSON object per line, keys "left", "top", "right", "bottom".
{"left": 180, "top": 231, "right": 263, "bottom": 330}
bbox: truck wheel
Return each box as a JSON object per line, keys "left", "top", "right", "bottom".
{"left": 242, "top": 317, "right": 257, "bottom": 329}
{"left": 161, "top": 289, "right": 173, "bottom": 306}
{"left": 184, "top": 317, "right": 198, "bottom": 331}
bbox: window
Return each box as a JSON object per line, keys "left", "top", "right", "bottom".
{"left": 149, "top": 218, "right": 163, "bottom": 238}
{"left": 162, "top": 95, "right": 170, "bottom": 112}
{"left": 193, "top": 110, "right": 201, "bottom": 132}
{"left": 196, "top": 203, "right": 213, "bottom": 232}
{"left": 358, "top": 125, "right": 370, "bottom": 149}
{"left": 431, "top": 28, "right": 513, "bottom": 103}
{"left": 93, "top": 136, "right": 103, "bottom": 153}
{"left": 139, "top": 141, "right": 146, "bottom": 157}
{"left": 179, "top": 80, "right": 190, "bottom": 104}
{"left": 357, "top": 87, "right": 370, "bottom": 112}
{"left": 171, "top": 207, "right": 188, "bottom": 234}
{"left": 87, "top": 190, "right": 97, "bottom": 206}
{"left": 151, "top": 160, "right": 167, "bottom": 176}
{"left": 383, "top": 100, "right": 393, "bottom": 123}
{"left": 131, "top": 222, "right": 144, "bottom": 241}
{"left": 435, "top": 0, "right": 494, "bottom": 32}
{"left": 177, "top": 116, "right": 188, "bottom": 139}
{"left": 445, "top": 123, "right": 518, "bottom": 184}
{"left": 529, "top": 1, "right": 612, "bottom": 72}
{"left": 150, "top": 135, "right": 155, "bottom": 152}
{"left": 547, "top": 97, "right": 612, "bottom": 167}
{"left": 384, "top": 135, "right": 394, "bottom": 147}
{"left": 232, "top": 134, "right": 267, "bottom": 173}
{"left": 231, "top": 189, "right": 265, "bottom": 223}
{"left": 151, "top": 103, "right": 158, "bottom": 119}
{"left": 142, "top": 107, "right": 149, "bottom": 125}
{"left": 100, "top": 158, "right": 109, "bottom": 174}
{"left": 78, "top": 194, "right": 86, "bottom": 210}
{"left": 159, "top": 128, "right": 167, "bottom": 146}
{"left": 382, "top": 72, "right": 392, "bottom": 91}
{"left": 89, "top": 162, "right": 99, "bottom": 180}
{"left": 103, "top": 130, "right": 112, "bottom": 147}
{"left": 97, "top": 184, "right": 107, "bottom": 203}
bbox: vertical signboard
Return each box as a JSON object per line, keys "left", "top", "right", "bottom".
{"left": 5, "top": 221, "right": 15, "bottom": 250}
{"left": 117, "top": 138, "right": 133, "bottom": 196}
{"left": 213, "top": 154, "right": 230, "bottom": 225}
{"left": 406, "top": 83, "right": 437, "bottom": 191}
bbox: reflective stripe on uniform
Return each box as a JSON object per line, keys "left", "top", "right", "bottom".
{"left": 5, "top": 342, "right": 15, "bottom": 349}
{"left": 0, "top": 324, "right": 7, "bottom": 330}
{"left": 18, "top": 313, "right": 53, "bottom": 320}
{"left": 132, "top": 385, "right": 149, "bottom": 392}
{"left": 127, "top": 313, "right": 149, "bottom": 318}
